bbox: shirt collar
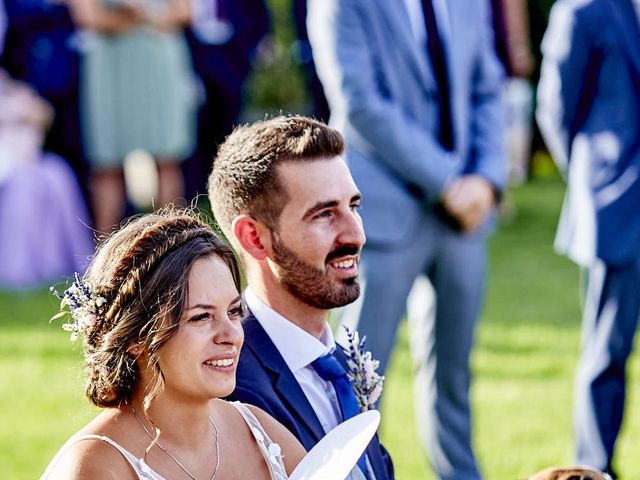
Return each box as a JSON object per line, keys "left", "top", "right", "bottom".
{"left": 244, "top": 287, "right": 335, "bottom": 373}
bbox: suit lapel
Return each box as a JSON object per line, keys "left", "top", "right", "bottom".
{"left": 366, "top": 436, "right": 390, "bottom": 480}
{"left": 372, "top": 0, "right": 432, "bottom": 87}
{"left": 606, "top": 0, "right": 640, "bottom": 76}
{"left": 334, "top": 347, "right": 391, "bottom": 480}
{"left": 242, "top": 314, "right": 326, "bottom": 444}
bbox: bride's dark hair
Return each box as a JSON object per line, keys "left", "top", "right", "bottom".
{"left": 80, "top": 209, "right": 241, "bottom": 409}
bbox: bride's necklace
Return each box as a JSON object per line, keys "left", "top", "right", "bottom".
{"left": 131, "top": 403, "right": 220, "bottom": 480}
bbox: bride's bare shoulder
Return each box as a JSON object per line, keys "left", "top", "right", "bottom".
{"left": 43, "top": 411, "right": 138, "bottom": 480}
{"left": 43, "top": 436, "right": 138, "bottom": 480}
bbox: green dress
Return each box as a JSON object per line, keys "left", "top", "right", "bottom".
{"left": 81, "top": 1, "right": 195, "bottom": 167}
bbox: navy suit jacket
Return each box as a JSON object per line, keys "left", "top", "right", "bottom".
{"left": 537, "top": 0, "right": 640, "bottom": 267}
{"left": 1, "top": 0, "right": 79, "bottom": 99}
{"left": 228, "top": 313, "right": 395, "bottom": 480}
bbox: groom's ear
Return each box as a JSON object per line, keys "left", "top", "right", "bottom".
{"left": 233, "top": 215, "right": 270, "bottom": 261}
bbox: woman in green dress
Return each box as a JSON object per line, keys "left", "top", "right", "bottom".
{"left": 69, "top": 0, "right": 195, "bottom": 234}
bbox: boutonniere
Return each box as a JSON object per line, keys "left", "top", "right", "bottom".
{"left": 344, "top": 327, "right": 385, "bottom": 412}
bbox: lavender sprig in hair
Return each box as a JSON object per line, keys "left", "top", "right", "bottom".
{"left": 50, "top": 273, "right": 107, "bottom": 341}
{"left": 344, "top": 326, "right": 385, "bottom": 412}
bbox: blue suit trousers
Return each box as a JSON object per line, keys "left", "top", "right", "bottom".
{"left": 344, "top": 212, "right": 487, "bottom": 480}
{"left": 575, "top": 256, "right": 640, "bottom": 476}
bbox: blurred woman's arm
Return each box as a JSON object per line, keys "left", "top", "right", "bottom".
{"left": 144, "top": 0, "right": 191, "bottom": 33}
{"left": 67, "top": 0, "right": 141, "bottom": 34}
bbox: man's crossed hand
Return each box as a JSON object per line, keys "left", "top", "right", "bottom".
{"left": 440, "top": 175, "right": 496, "bottom": 233}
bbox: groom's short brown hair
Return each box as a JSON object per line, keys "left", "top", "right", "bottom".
{"left": 208, "top": 115, "right": 344, "bottom": 239}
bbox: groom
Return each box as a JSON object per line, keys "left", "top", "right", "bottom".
{"left": 208, "top": 116, "right": 394, "bottom": 479}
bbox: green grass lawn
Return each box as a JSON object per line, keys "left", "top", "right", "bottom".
{"left": 2, "top": 176, "right": 640, "bottom": 479}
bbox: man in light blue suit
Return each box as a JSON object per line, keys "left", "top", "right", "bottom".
{"left": 537, "top": 1, "right": 640, "bottom": 477}
{"left": 307, "top": 1, "right": 506, "bottom": 478}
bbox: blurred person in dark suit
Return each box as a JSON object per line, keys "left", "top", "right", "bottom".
{"left": 0, "top": 22, "right": 93, "bottom": 289}
{"left": 291, "top": 0, "right": 329, "bottom": 123}
{"left": 183, "top": 0, "right": 269, "bottom": 201}
{"left": 537, "top": 0, "right": 640, "bottom": 477}
{"left": 529, "top": 466, "right": 611, "bottom": 480}
{"left": 491, "top": 0, "right": 535, "bottom": 186}
{"left": 1, "top": 0, "right": 88, "bottom": 200}
{"left": 0, "top": 0, "right": 5, "bottom": 45}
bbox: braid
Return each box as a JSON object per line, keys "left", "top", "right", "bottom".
{"left": 104, "top": 225, "right": 215, "bottom": 328}
{"left": 84, "top": 214, "right": 218, "bottom": 347}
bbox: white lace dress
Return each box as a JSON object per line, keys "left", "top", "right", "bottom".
{"left": 41, "top": 402, "right": 288, "bottom": 480}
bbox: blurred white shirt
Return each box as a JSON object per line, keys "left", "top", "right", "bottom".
{"left": 402, "top": 0, "right": 450, "bottom": 46}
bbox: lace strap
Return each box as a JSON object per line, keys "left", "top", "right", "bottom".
{"left": 230, "top": 401, "right": 288, "bottom": 479}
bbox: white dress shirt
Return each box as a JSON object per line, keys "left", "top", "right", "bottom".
{"left": 244, "top": 288, "right": 343, "bottom": 434}
{"left": 244, "top": 289, "right": 371, "bottom": 480}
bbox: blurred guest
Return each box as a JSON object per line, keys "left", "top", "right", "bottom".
{"left": 529, "top": 466, "right": 611, "bottom": 480}
{"left": 491, "top": 0, "right": 535, "bottom": 186}
{"left": 537, "top": 1, "right": 640, "bottom": 477}
{"left": 291, "top": 0, "right": 329, "bottom": 123}
{"left": 1, "top": 0, "right": 88, "bottom": 201}
{"left": 68, "top": 0, "right": 195, "bottom": 234}
{"left": 308, "top": 0, "right": 506, "bottom": 478}
{"left": 491, "top": 0, "right": 534, "bottom": 80}
{"left": 183, "top": 0, "right": 268, "bottom": 201}
{"left": 0, "top": 0, "right": 4, "bottom": 44}
{"left": 0, "top": 68, "right": 93, "bottom": 289}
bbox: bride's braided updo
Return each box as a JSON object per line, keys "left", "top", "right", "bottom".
{"left": 80, "top": 209, "right": 241, "bottom": 408}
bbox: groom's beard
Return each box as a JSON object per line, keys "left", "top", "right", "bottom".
{"left": 271, "top": 236, "right": 361, "bottom": 309}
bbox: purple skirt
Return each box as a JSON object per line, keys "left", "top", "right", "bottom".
{"left": 0, "top": 153, "right": 94, "bottom": 290}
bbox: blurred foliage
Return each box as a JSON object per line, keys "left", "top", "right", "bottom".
{"left": 244, "top": 0, "right": 309, "bottom": 117}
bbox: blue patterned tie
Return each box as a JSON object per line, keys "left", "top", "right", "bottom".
{"left": 311, "top": 352, "right": 369, "bottom": 478}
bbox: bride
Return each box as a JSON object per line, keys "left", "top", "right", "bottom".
{"left": 42, "top": 210, "right": 305, "bottom": 479}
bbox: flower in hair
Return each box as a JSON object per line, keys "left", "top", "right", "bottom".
{"left": 50, "top": 273, "right": 107, "bottom": 341}
{"left": 343, "top": 327, "right": 385, "bottom": 412}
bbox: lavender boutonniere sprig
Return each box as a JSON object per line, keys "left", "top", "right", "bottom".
{"left": 50, "top": 273, "right": 106, "bottom": 341}
{"left": 344, "top": 327, "right": 385, "bottom": 412}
